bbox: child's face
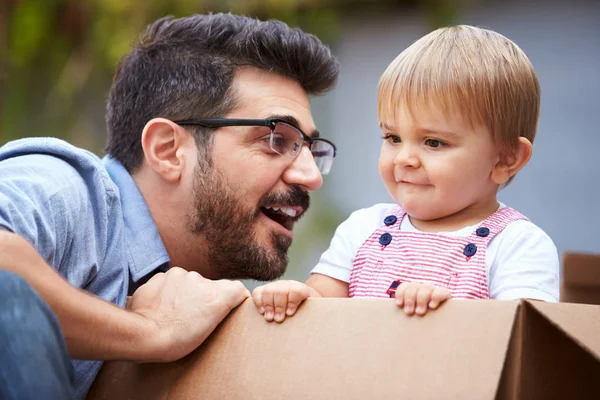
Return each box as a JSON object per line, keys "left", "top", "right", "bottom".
{"left": 378, "top": 104, "right": 501, "bottom": 222}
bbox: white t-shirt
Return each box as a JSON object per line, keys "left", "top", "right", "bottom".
{"left": 311, "top": 203, "right": 559, "bottom": 302}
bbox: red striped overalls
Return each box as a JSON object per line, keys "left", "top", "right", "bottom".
{"left": 348, "top": 206, "right": 528, "bottom": 299}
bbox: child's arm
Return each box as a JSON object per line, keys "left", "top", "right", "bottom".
{"left": 488, "top": 221, "right": 559, "bottom": 301}
{"left": 252, "top": 274, "right": 348, "bottom": 322}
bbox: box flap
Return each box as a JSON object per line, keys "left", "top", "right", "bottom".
{"left": 500, "top": 301, "right": 600, "bottom": 399}
{"left": 89, "top": 298, "right": 519, "bottom": 400}
{"left": 495, "top": 300, "right": 526, "bottom": 400}
{"left": 562, "top": 252, "right": 600, "bottom": 287}
{"left": 527, "top": 300, "right": 600, "bottom": 360}
{"left": 561, "top": 252, "right": 600, "bottom": 305}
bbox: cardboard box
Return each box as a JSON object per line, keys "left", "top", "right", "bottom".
{"left": 88, "top": 298, "right": 600, "bottom": 400}
{"left": 561, "top": 251, "right": 600, "bottom": 305}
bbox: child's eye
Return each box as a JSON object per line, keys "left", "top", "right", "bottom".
{"left": 382, "top": 134, "right": 401, "bottom": 144}
{"left": 424, "top": 139, "right": 446, "bottom": 148}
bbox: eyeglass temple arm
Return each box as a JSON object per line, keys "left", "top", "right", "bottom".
{"left": 174, "top": 118, "right": 272, "bottom": 128}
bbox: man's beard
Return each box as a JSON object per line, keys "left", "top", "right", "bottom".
{"left": 188, "top": 162, "right": 309, "bottom": 281}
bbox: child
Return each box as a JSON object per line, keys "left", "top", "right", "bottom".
{"left": 252, "top": 25, "right": 559, "bottom": 322}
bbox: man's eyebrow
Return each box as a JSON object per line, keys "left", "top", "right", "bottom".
{"left": 270, "top": 114, "right": 320, "bottom": 138}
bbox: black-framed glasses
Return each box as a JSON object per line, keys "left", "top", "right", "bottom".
{"left": 173, "top": 118, "right": 337, "bottom": 175}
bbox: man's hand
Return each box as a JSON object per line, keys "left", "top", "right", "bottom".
{"left": 129, "top": 267, "right": 250, "bottom": 363}
{"left": 252, "top": 280, "right": 321, "bottom": 323}
{"left": 394, "top": 282, "right": 451, "bottom": 316}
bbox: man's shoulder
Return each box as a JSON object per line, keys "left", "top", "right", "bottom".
{"left": 0, "top": 137, "right": 105, "bottom": 172}
{"left": 0, "top": 137, "right": 119, "bottom": 200}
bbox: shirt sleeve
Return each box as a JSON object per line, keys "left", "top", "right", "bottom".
{"left": 0, "top": 154, "right": 98, "bottom": 281}
{"left": 311, "top": 204, "right": 394, "bottom": 283}
{"left": 488, "top": 220, "right": 560, "bottom": 302}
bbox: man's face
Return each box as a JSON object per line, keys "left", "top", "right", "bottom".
{"left": 188, "top": 67, "right": 323, "bottom": 281}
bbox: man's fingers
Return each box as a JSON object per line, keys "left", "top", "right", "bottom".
{"left": 139, "top": 271, "right": 165, "bottom": 291}
{"left": 165, "top": 266, "right": 187, "bottom": 279}
{"left": 223, "top": 280, "right": 250, "bottom": 308}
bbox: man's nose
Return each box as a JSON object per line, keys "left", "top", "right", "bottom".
{"left": 282, "top": 146, "right": 323, "bottom": 191}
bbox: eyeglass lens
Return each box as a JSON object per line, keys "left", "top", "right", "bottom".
{"left": 270, "top": 122, "right": 334, "bottom": 175}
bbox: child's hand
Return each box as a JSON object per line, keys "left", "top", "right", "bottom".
{"left": 394, "top": 282, "right": 451, "bottom": 316}
{"left": 252, "top": 280, "right": 321, "bottom": 322}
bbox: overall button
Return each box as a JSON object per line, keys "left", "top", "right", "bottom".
{"left": 463, "top": 243, "right": 477, "bottom": 257}
{"left": 379, "top": 233, "right": 393, "bottom": 246}
{"left": 383, "top": 215, "right": 397, "bottom": 226}
{"left": 476, "top": 227, "right": 490, "bottom": 237}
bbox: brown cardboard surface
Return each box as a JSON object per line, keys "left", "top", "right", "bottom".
{"left": 528, "top": 300, "right": 600, "bottom": 359}
{"left": 511, "top": 301, "right": 600, "bottom": 399}
{"left": 495, "top": 299, "right": 525, "bottom": 400}
{"left": 496, "top": 300, "right": 600, "bottom": 400}
{"left": 89, "top": 298, "right": 600, "bottom": 400}
{"left": 89, "top": 298, "right": 519, "bottom": 400}
{"left": 561, "top": 252, "right": 600, "bottom": 304}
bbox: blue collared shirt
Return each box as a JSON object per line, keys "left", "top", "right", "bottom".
{"left": 0, "top": 138, "right": 170, "bottom": 399}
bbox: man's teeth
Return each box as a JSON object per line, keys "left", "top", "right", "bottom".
{"left": 264, "top": 206, "right": 298, "bottom": 217}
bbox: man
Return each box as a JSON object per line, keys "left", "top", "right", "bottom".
{"left": 0, "top": 13, "right": 339, "bottom": 399}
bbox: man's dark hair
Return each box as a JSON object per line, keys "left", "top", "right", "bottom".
{"left": 105, "top": 13, "right": 339, "bottom": 172}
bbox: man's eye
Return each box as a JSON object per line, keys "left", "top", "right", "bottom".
{"left": 425, "top": 139, "right": 446, "bottom": 148}
{"left": 271, "top": 135, "right": 286, "bottom": 148}
{"left": 382, "top": 134, "right": 401, "bottom": 144}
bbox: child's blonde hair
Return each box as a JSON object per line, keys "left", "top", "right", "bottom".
{"left": 378, "top": 25, "right": 540, "bottom": 163}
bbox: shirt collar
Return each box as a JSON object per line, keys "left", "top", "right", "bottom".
{"left": 103, "top": 156, "right": 170, "bottom": 282}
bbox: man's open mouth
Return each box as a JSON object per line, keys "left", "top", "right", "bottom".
{"left": 260, "top": 206, "right": 303, "bottom": 231}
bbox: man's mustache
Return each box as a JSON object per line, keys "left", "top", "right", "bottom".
{"left": 259, "top": 186, "right": 310, "bottom": 219}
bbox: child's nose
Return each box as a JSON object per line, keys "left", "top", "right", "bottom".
{"left": 393, "top": 145, "right": 421, "bottom": 168}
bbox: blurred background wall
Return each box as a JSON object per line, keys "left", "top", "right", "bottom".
{"left": 1, "top": 0, "right": 598, "bottom": 285}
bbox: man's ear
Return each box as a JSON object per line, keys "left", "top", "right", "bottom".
{"left": 140, "top": 118, "right": 191, "bottom": 183}
{"left": 491, "top": 137, "right": 533, "bottom": 185}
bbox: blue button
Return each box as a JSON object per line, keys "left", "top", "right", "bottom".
{"left": 384, "top": 215, "right": 397, "bottom": 226}
{"left": 379, "top": 233, "right": 393, "bottom": 246}
{"left": 464, "top": 243, "right": 477, "bottom": 257}
{"left": 476, "top": 227, "right": 490, "bottom": 237}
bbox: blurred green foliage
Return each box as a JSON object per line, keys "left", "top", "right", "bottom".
{"left": 0, "top": 0, "right": 457, "bottom": 147}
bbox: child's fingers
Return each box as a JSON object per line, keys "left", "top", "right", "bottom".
{"left": 261, "top": 286, "right": 276, "bottom": 322}
{"left": 415, "top": 286, "right": 434, "bottom": 315}
{"left": 402, "top": 284, "right": 418, "bottom": 315}
{"left": 394, "top": 282, "right": 407, "bottom": 307}
{"left": 286, "top": 283, "right": 311, "bottom": 316}
{"left": 251, "top": 286, "right": 265, "bottom": 314}
{"left": 429, "top": 287, "right": 452, "bottom": 309}
{"left": 272, "top": 286, "right": 290, "bottom": 323}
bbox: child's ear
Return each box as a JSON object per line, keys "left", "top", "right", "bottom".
{"left": 491, "top": 137, "right": 532, "bottom": 185}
